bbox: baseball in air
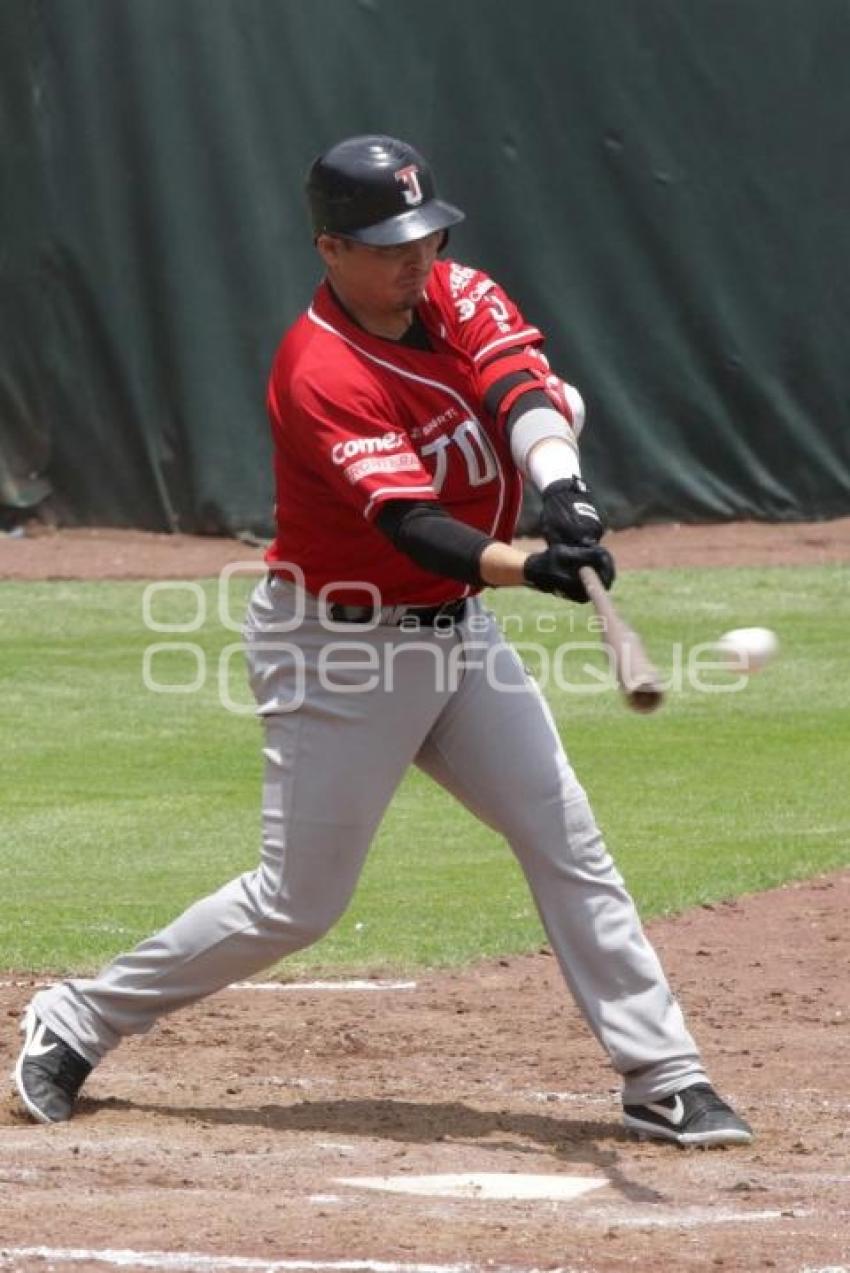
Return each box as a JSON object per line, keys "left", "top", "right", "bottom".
{"left": 715, "top": 627, "right": 779, "bottom": 674}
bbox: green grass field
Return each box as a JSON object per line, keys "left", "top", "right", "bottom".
{"left": 1, "top": 564, "right": 848, "bottom": 973}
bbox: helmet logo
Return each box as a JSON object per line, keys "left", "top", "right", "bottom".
{"left": 395, "top": 164, "right": 424, "bottom": 207}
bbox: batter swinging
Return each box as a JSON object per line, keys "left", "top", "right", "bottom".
{"left": 15, "top": 135, "right": 752, "bottom": 1148}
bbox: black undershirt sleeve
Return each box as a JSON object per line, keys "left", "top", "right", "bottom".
{"left": 374, "top": 500, "right": 495, "bottom": 586}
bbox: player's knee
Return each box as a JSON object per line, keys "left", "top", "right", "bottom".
{"left": 509, "top": 793, "right": 608, "bottom": 870}
{"left": 293, "top": 899, "right": 347, "bottom": 946}
{"left": 254, "top": 876, "right": 349, "bottom": 948}
{"left": 252, "top": 901, "right": 341, "bottom": 950}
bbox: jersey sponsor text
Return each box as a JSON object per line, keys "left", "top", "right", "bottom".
{"left": 344, "top": 453, "right": 422, "bottom": 485}
{"left": 331, "top": 431, "right": 405, "bottom": 465}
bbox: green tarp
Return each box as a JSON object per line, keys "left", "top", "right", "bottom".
{"left": 2, "top": 0, "right": 848, "bottom": 533}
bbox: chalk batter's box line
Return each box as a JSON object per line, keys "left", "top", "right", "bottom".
{"left": 0, "top": 1248, "right": 499, "bottom": 1273}
{"left": 0, "top": 979, "right": 418, "bottom": 992}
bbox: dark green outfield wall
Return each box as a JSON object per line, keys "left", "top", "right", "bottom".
{"left": 2, "top": 0, "right": 849, "bottom": 533}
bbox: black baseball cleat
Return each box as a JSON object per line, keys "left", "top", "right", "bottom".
{"left": 13, "top": 1007, "right": 92, "bottom": 1124}
{"left": 623, "top": 1083, "right": 753, "bottom": 1148}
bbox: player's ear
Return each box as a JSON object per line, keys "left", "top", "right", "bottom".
{"left": 316, "top": 234, "right": 345, "bottom": 268}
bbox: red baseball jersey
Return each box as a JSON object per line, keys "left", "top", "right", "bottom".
{"left": 265, "top": 258, "right": 544, "bottom": 606}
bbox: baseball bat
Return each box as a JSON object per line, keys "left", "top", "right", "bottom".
{"left": 579, "top": 566, "right": 664, "bottom": 713}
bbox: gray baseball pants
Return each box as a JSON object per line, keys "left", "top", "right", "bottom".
{"left": 33, "top": 577, "right": 706, "bottom": 1103}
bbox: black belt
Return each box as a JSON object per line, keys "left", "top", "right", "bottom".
{"left": 265, "top": 573, "right": 467, "bottom": 627}
{"left": 328, "top": 597, "right": 468, "bottom": 627}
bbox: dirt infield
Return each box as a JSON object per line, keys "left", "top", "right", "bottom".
{"left": 2, "top": 515, "right": 850, "bottom": 579}
{"left": 2, "top": 874, "right": 849, "bottom": 1271}
{"left": 1, "top": 523, "right": 849, "bottom": 1271}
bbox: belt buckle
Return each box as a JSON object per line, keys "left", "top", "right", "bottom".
{"left": 329, "top": 603, "right": 375, "bottom": 624}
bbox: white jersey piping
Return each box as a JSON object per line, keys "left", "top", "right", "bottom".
{"left": 473, "top": 328, "right": 542, "bottom": 363}
{"left": 363, "top": 484, "right": 437, "bottom": 520}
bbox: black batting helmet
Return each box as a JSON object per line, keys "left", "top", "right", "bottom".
{"left": 306, "top": 134, "right": 465, "bottom": 247}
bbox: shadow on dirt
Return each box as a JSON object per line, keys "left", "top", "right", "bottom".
{"left": 96, "top": 1095, "right": 667, "bottom": 1205}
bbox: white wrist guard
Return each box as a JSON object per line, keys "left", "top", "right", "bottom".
{"left": 510, "top": 406, "right": 581, "bottom": 487}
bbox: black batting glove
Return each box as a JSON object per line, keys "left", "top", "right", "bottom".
{"left": 540, "top": 476, "right": 605, "bottom": 547}
{"left": 523, "top": 543, "right": 616, "bottom": 604}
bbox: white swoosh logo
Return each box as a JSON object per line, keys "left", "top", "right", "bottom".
{"left": 646, "top": 1095, "right": 685, "bottom": 1126}
{"left": 27, "top": 1023, "right": 58, "bottom": 1059}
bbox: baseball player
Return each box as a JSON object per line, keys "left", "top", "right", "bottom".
{"left": 15, "top": 135, "right": 752, "bottom": 1148}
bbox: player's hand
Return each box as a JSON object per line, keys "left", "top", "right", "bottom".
{"left": 540, "top": 476, "right": 605, "bottom": 547}
{"left": 523, "top": 544, "right": 616, "bottom": 604}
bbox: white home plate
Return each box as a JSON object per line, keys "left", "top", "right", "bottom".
{"left": 338, "top": 1172, "right": 607, "bottom": 1202}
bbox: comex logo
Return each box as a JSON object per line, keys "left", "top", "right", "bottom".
{"left": 331, "top": 431, "right": 404, "bottom": 465}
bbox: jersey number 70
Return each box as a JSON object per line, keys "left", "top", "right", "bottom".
{"left": 419, "top": 418, "right": 498, "bottom": 492}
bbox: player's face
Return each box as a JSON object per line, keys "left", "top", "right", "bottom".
{"left": 318, "top": 231, "right": 443, "bottom": 334}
